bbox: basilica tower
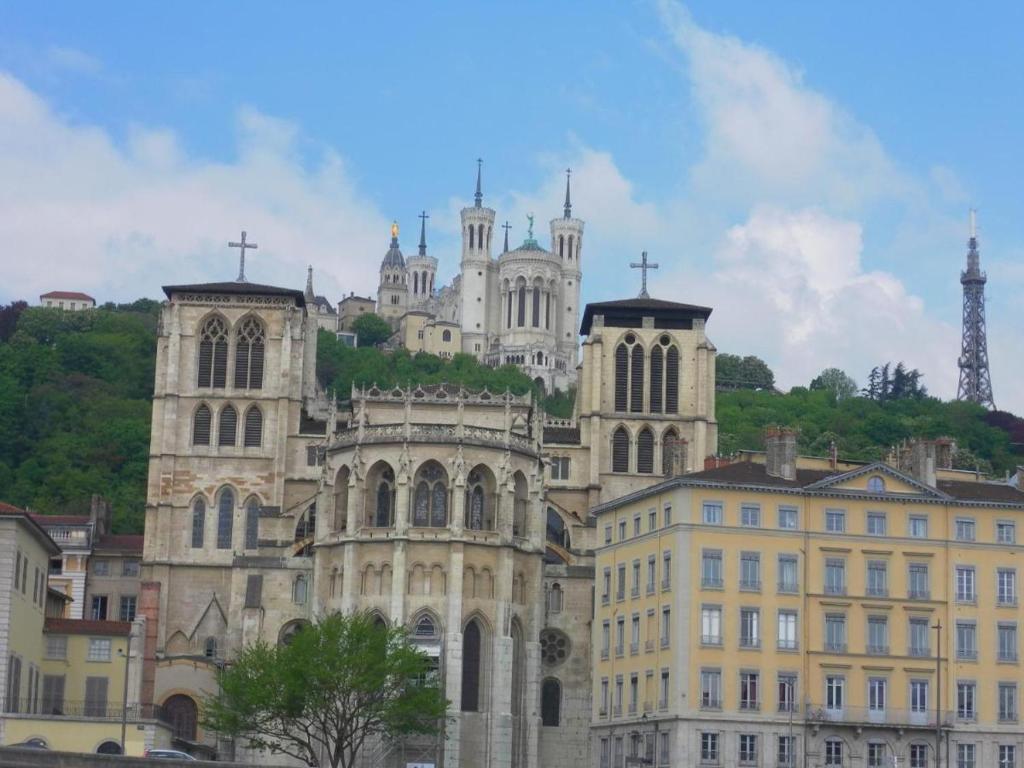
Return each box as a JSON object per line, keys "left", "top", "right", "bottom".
{"left": 406, "top": 211, "right": 438, "bottom": 311}
{"left": 459, "top": 160, "right": 498, "bottom": 357}
{"left": 376, "top": 222, "right": 409, "bottom": 326}
{"left": 549, "top": 169, "right": 583, "bottom": 376}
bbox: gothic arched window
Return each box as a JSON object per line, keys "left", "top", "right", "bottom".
{"left": 512, "top": 472, "right": 529, "bottom": 538}
{"left": 414, "top": 615, "right": 438, "bottom": 639}
{"left": 465, "top": 467, "right": 495, "bottom": 530}
{"left": 477, "top": 224, "right": 484, "bottom": 251}
{"left": 630, "top": 343, "right": 644, "bottom": 413}
{"left": 218, "top": 405, "right": 237, "bottom": 447}
{"left": 234, "top": 317, "right": 265, "bottom": 390}
{"left": 547, "top": 508, "right": 569, "bottom": 549}
{"left": 567, "top": 235, "right": 575, "bottom": 262}
{"left": 559, "top": 235, "right": 564, "bottom": 258}
{"left": 333, "top": 467, "right": 350, "bottom": 532}
{"left": 637, "top": 428, "right": 654, "bottom": 474}
{"left": 442, "top": 329, "right": 452, "bottom": 342}
{"left": 461, "top": 619, "right": 482, "bottom": 712}
{"left": 612, "top": 427, "right": 630, "bottom": 473}
{"left": 469, "top": 225, "right": 475, "bottom": 250}
{"left": 614, "top": 343, "right": 629, "bottom": 412}
{"left": 412, "top": 462, "right": 448, "bottom": 528}
{"left": 368, "top": 465, "right": 395, "bottom": 528}
{"left": 662, "top": 429, "right": 680, "bottom": 476}
{"left": 193, "top": 404, "right": 211, "bottom": 445}
{"left": 216, "top": 488, "right": 234, "bottom": 549}
{"left": 244, "top": 497, "right": 260, "bottom": 550}
{"left": 191, "top": 498, "right": 205, "bottom": 548}
{"left": 532, "top": 284, "right": 541, "bottom": 328}
{"left": 665, "top": 345, "right": 680, "bottom": 413}
{"left": 413, "top": 272, "right": 419, "bottom": 294}
{"left": 549, "top": 583, "right": 563, "bottom": 613}
{"left": 293, "top": 574, "right": 308, "bottom": 605}
{"left": 296, "top": 503, "right": 316, "bottom": 541}
{"left": 541, "top": 678, "right": 561, "bottom": 726}
{"left": 197, "top": 316, "right": 228, "bottom": 389}
{"left": 243, "top": 406, "right": 263, "bottom": 447}
{"left": 517, "top": 283, "right": 526, "bottom": 327}
{"left": 649, "top": 345, "right": 664, "bottom": 414}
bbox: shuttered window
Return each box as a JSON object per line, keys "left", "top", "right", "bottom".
{"left": 614, "top": 344, "right": 628, "bottom": 412}
{"left": 197, "top": 316, "right": 228, "bottom": 388}
{"left": 41, "top": 674, "right": 64, "bottom": 715}
{"left": 665, "top": 346, "right": 679, "bottom": 413}
{"left": 630, "top": 344, "right": 644, "bottom": 412}
{"left": 244, "top": 407, "right": 263, "bottom": 447}
{"left": 234, "top": 317, "right": 266, "bottom": 389}
{"left": 637, "top": 428, "right": 654, "bottom": 474}
{"left": 649, "top": 346, "right": 664, "bottom": 414}
{"left": 217, "top": 489, "right": 234, "bottom": 550}
{"left": 218, "top": 405, "right": 237, "bottom": 446}
{"left": 191, "top": 499, "right": 205, "bottom": 548}
{"left": 612, "top": 427, "right": 630, "bottom": 473}
{"left": 84, "top": 676, "right": 108, "bottom": 717}
{"left": 192, "top": 405, "right": 211, "bottom": 445}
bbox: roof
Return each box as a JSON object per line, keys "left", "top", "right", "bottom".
{"left": 94, "top": 534, "right": 144, "bottom": 554}
{"left": 312, "top": 296, "right": 336, "bottom": 314}
{"left": 580, "top": 297, "right": 713, "bottom": 335}
{"left": 162, "top": 281, "right": 306, "bottom": 307}
{"left": 0, "top": 504, "right": 62, "bottom": 555}
{"left": 507, "top": 238, "right": 550, "bottom": 255}
{"left": 382, "top": 236, "right": 405, "bottom": 268}
{"left": 40, "top": 291, "right": 95, "bottom": 302}
{"left": 44, "top": 618, "right": 131, "bottom": 637}
{"left": 686, "top": 461, "right": 837, "bottom": 488}
{"left": 544, "top": 426, "right": 581, "bottom": 444}
{"left": 29, "top": 513, "right": 91, "bottom": 527}
{"left": 939, "top": 479, "right": 1024, "bottom": 504}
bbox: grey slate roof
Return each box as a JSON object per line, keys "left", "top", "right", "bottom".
{"left": 580, "top": 296, "right": 713, "bottom": 335}
{"left": 163, "top": 281, "right": 307, "bottom": 307}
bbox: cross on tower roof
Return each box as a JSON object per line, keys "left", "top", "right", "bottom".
{"left": 630, "top": 251, "right": 659, "bottom": 298}
{"left": 228, "top": 230, "right": 258, "bottom": 282}
{"left": 502, "top": 221, "right": 511, "bottom": 253}
{"left": 418, "top": 210, "right": 429, "bottom": 256}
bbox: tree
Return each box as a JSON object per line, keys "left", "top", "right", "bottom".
{"left": 352, "top": 313, "right": 393, "bottom": 348}
{"left": 0, "top": 301, "right": 28, "bottom": 342}
{"left": 202, "top": 612, "right": 448, "bottom": 768}
{"left": 716, "top": 353, "right": 776, "bottom": 390}
{"left": 809, "top": 368, "right": 858, "bottom": 401}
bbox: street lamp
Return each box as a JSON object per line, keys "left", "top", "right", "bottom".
{"left": 932, "top": 620, "right": 942, "bottom": 768}
{"left": 117, "top": 632, "right": 132, "bottom": 755}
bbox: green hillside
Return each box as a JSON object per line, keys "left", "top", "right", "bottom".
{"left": 0, "top": 302, "right": 1019, "bottom": 534}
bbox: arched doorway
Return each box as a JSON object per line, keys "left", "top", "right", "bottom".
{"left": 162, "top": 694, "right": 198, "bottom": 741}
{"left": 96, "top": 741, "right": 122, "bottom": 754}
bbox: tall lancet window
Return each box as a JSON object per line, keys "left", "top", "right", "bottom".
{"left": 218, "top": 405, "right": 237, "bottom": 447}
{"left": 465, "top": 468, "right": 494, "bottom": 530}
{"left": 216, "top": 488, "right": 234, "bottom": 550}
{"left": 469, "top": 226, "right": 475, "bottom": 249}
{"left": 413, "top": 462, "right": 448, "bottom": 528}
{"left": 630, "top": 344, "right": 645, "bottom": 412}
{"left": 532, "top": 285, "right": 541, "bottom": 327}
{"left": 197, "top": 316, "right": 228, "bottom": 388}
{"left": 545, "top": 292, "right": 551, "bottom": 329}
{"left": 462, "top": 620, "right": 482, "bottom": 711}
{"left": 662, "top": 429, "right": 680, "bottom": 476}
{"left": 612, "top": 427, "right": 630, "bottom": 473}
{"left": 191, "top": 498, "right": 206, "bottom": 548}
{"left": 614, "top": 344, "right": 629, "bottom": 412}
{"left": 665, "top": 345, "right": 680, "bottom": 413}
{"left": 234, "top": 317, "right": 266, "bottom": 390}
{"left": 517, "top": 283, "right": 526, "bottom": 327}
{"left": 649, "top": 346, "right": 664, "bottom": 414}
{"left": 637, "top": 428, "right": 654, "bottom": 474}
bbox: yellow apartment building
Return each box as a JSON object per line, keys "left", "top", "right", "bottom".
{"left": 591, "top": 432, "right": 1024, "bottom": 768}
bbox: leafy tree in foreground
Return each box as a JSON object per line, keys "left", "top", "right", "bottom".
{"left": 716, "top": 353, "right": 776, "bottom": 390}
{"left": 202, "top": 612, "right": 448, "bottom": 768}
{"left": 352, "top": 312, "right": 394, "bottom": 348}
{"left": 809, "top": 367, "right": 858, "bottom": 401}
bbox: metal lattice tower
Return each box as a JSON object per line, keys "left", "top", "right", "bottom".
{"left": 956, "top": 210, "right": 995, "bottom": 409}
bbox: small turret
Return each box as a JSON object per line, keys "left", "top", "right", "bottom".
{"left": 407, "top": 211, "right": 438, "bottom": 310}
{"left": 376, "top": 222, "right": 408, "bottom": 325}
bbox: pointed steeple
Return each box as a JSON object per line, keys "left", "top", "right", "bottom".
{"left": 563, "top": 167, "right": 572, "bottom": 219}
{"left": 418, "top": 211, "right": 429, "bottom": 256}
{"left": 474, "top": 158, "right": 483, "bottom": 208}
{"left": 304, "top": 265, "right": 315, "bottom": 302}
{"left": 502, "top": 221, "right": 511, "bottom": 253}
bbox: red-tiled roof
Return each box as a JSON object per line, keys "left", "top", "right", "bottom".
{"left": 29, "top": 513, "right": 91, "bottom": 526}
{"left": 938, "top": 479, "right": 1024, "bottom": 504}
{"left": 44, "top": 618, "right": 131, "bottom": 636}
{"left": 0, "top": 503, "right": 62, "bottom": 554}
{"left": 94, "top": 534, "right": 144, "bottom": 553}
{"left": 40, "top": 291, "right": 95, "bottom": 301}
{"left": 0, "top": 501, "right": 28, "bottom": 515}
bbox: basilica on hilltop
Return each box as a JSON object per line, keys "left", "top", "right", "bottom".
{"left": 138, "top": 198, "right": 717, "bottom": 766}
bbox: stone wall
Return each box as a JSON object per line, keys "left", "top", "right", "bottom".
{"left": 0, "top": 746, "right": 290, "bottom": 767}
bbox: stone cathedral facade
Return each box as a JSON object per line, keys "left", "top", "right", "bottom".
{"left": 139, "top": 267, "right": 717, "bottom": 767}
{"left": 376, "top": 165, "right": 583, "bottom": 394}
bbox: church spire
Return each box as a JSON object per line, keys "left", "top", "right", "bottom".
{"left": 474, "top": 158, "right": 483, "bottom": 208}
{"left": 564, "top": 167, "right": 572, "bottom": 219}
{"left": 418, "top": 211, "right": 429, "bottom": 256}
{"left": 304, "top": 265, "right": 315, "bottom": 302}
{"left": 502, "top": 221, "right": 511, "bottom": 253}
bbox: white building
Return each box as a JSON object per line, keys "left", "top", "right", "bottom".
{"left": 39, "top": 291, "right": 96, "bottom": 311}
{"left": 376, "top": 164, "right": 583, "bottom": 394}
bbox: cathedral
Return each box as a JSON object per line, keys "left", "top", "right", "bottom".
{"left": 375, "top": 162, "right": 583, "bottom": 394}
{"left": 139, "top": 239, "right": 718, "bottom": 767}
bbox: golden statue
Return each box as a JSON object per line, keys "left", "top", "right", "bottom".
{"left": 391, "top": 221, "right": 399, "bottom": 238}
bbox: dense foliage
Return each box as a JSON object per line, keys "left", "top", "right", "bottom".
{"left": 715, "top": 353, "right": 776, "bottom": 390}
{"left": 863, "top": 362, "right": 927, "bottom": 401}
{"left": 203, "top": 612, "right": 448, "bottom": 768}
{"left": 717, "top": 386, "right": 1023, "bottom": 473}
{"left": 0, "top": 301, "right": 158, "bottom": 532}
{"left": 351, "top": 312, "right": 393, "bottom": 348}
{"left": 316, "top": 330, "right": 574, "bottom": 417}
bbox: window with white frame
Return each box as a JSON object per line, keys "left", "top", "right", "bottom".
{"left": 826, "top": 675, "right": 844, "bottom": 710}
{"left": 956, "top": 566, "right": 976, "bottom": 602}
{"left": 701, "top": 605, "right": 722, "bottom": 645}
{"left": 700, "top": 669, "right": 721, "bottom": 708}
{"left": 87, "top": 638, "right": 111, "bottom": 662}
{"left": 739, "top": 608, "right": 759, "bottom": 648}
{"left": 868, "top": 678, "right": 887, "bottom": 711}
{"left": 999, "top": 623, "right": 1018, "bottom": 662}
{"left": 739, "top": 734, "right": 757, "bottom": 765}
{"left": 825, "top": 508, "right": 846, "bottom": 533}
{"left": 955, "top": 518, "right": 976, "bottom": 542}
{"left": 702, "top": 502, "right": 723, "bottom": 525}
{"left": 998, "top": 568, "right": 1017, "bottom": 605}
{"left": 999, "top": 682, "right": 1017, "bottom": 722}
{"left": 866, "top": 511, "right": 887, "bottom": 536}
{"left": 997, "top": 521, "right": 1016, "bottom": 544}
{"left": 739, "top": 671, "right": 759, "bottom": 710}
{"left": 910, "top": 680, "right": 928, "bottom": 713}
{"left": 909, "top": 514, "right": 928, "bottom": 538}
{"left": 777, "top": 611, "right": 797, "bottom": 650}
{"left": 740, "top": 504, "right": 760, "bottom": 527}
{"left": 778, "top": 505, "right": 798, "bottom": 530}
{"left": 957, "top": 681, "right": 976, "bottom": 719}
{"left": 957, "top": 743, "right": 976, "bottom": 768}
{"left": 45, "top": 635, "right": 67, "bottom": 661}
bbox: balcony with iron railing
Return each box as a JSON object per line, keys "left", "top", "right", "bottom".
{"left": 806, "top": 705, "right": 954, "bottom": 729}
{"left": 867, "top": 643, "right": 889, "bottom": 656}
{"left": 908, "top": 587, "right": 931, "bottom": 600}
{"left": 6, "top": 699, "right": 171, "bottom": 726}
{"left": 777, "top": 581, "right": 799, "bottom": 595}
{"left": 701, "top": 634, "right": 723, "bottom": 647}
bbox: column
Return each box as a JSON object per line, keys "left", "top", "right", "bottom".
{"left": 443, "top": 545, "right": 465, "bottom": 768}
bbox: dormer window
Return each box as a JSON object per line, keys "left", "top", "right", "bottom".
{"left": 867, "top": 476, "right": 885, "bottom": 493}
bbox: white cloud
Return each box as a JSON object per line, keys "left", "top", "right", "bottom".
{"left": 0, "top": 72, "right": 389, "bottom": 305}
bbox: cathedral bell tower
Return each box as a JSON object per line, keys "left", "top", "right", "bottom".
{"left": 376, "top": 222, "right": 408, "bottom": 327}
{"left": 459, "top": 159, "right": 497, "bottom": 358}
{"left": 550, "top": 169, "right": 583, "bottom": 373}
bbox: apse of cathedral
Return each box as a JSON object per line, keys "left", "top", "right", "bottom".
{"left": 139, "top": 193, "right": 717, "bottom": 767}
{"left": 376, "top": 163, "right": 583, "bottom": 395}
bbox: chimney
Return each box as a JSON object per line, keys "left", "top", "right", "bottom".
{"left": 908, "top": 439, "right": 937, "bottom": 488}
{"left": 89, "top": 494, "right": 111, "bottom": 537}
{"left": 828, "top": 440, "right": 838, "bottom": 470}
{"left": 1013, "top": 467, "right": 1024, "bottom": 491}
{"left": 934, "top": 437, "right": 955, "bottom": 470}
{"left": 765, "top": 427, "right": 798, "bottom": 481}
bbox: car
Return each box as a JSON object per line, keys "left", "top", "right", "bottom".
{"left": 11, "top": 738, "right": 49, "bottom": 749}
{"left": 144, "top": 749, "right": 197, "bottom": 760}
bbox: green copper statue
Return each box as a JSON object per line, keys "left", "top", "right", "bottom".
{"left": 526, "top": 213, "right": 534, "bottom": 240}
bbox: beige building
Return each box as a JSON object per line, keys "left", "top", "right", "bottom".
{"left": 138, "top": 255, "right": 720, "bottom": 765}
{"left": 39, "top": 291, "right": 96, "bottom": 311}
{"left": 83, "top": 534, "right": 143, "bottom": 623}
{"left": 398, "top": 311, "right": 462, "bottom": 358}
{"left": 338, "top": 292, "right": 376, "bottom": 332}
{"left": 591, "top": 432, "right": 1024, "bottom": 768}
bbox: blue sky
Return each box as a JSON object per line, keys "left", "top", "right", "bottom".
{"left": 2, "top": 2, "right": 1021, "bottom": 410}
